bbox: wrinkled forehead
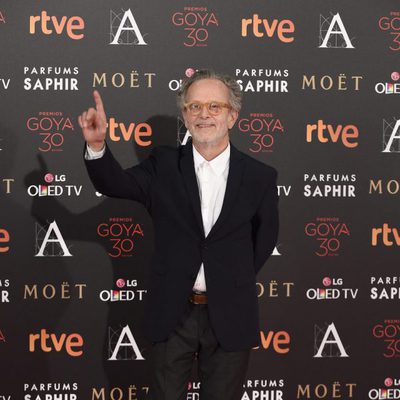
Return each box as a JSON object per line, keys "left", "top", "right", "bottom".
{"left": 185, "top": 78, "right": 230, "bottom": 103}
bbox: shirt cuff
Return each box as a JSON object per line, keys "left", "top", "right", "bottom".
{"left": 85, "top": 143, "right": 105, "bottom": 160}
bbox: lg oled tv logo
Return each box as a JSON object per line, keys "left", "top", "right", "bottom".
{"left": 0, "top": 77, "right": 10, "bottom": 90}
{"left": 306, "top": 277, "right": 358, "bottom": 301}
{"left": 27, "top": 173, "right": 82, "bottom": 197}
{"left": 368, "top": 377, "right": 400, "bottom": 400}
{"left": 375, "top": 72, "right": 400, "bottom": 95}
{"left": 99, "top": 278, "right": 147, "bottom": 302}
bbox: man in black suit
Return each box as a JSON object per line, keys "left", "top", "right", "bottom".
{"left": 78, "top": 69, "right": 279, "bottom": 400}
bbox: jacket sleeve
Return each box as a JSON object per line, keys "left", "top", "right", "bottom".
{"left": 252, "top": 168, "right": 279, "bottom": 275}
{"left": 83, "top": 141, "right": 156, "bottom": 210}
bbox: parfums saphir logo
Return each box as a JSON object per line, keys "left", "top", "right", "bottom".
{"left": 24, "top": 66, "right": 79, "bottom": 91}
{"left": 304, "top": 173, "right": 357, "bottom": 198}
{"left": 235, "top": 68, "right": 289, "bottom": 93}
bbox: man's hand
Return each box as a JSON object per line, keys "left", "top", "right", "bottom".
{"left": 78, "top": 90, "right": 107, "bottom": 151}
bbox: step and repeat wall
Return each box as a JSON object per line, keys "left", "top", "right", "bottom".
{"left": 1, "top": 0, "right": 399, "bottom": 399}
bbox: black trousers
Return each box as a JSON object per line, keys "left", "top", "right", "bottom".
{"left": 148, "top": 299, "right": 251, "bottom": 400}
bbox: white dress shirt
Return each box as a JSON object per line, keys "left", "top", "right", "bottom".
{"left": 85, "top": 142, "right": 231, "bottom": 293}
{"left": 191, "top": 142, "right": 230, "bottom": 293}
{"left": 85, "top": 143, "right": 105, "bottom": 160}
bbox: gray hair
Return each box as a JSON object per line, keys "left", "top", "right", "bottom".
{"left": 176, "top": 69, "right": 242, "bottom": 112}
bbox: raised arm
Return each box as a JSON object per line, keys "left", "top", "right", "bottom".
{"left": 78, "top": 90, "right": 107, "bottom": 152}
{"left": 78, "top": 91, "right": 156, "bottom": 210}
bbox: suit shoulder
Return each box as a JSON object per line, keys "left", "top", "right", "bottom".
{"left": 239, "top": 150, "right": 278, "bottom": 178}
{"left": 149, "top": 144, "right": 179, "bottom": 160}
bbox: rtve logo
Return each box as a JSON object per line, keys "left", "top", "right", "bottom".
{"left": 29, "top": 329, "right": 83, "bottom": 356}
{"left": 108, "top": 118, "right": 152, "bottom": 145}
{"left": 306, "top": 120, "right": 359, "bottom": 148}
{"left": 241, "top": 14, "right": 295, "bottom": 43}
{"left": 372, "top": 224, "right": 400, "bottom": 246}
{"left": 0, "top": 228, "right": 10, "bottom": 253}
{"left": 29, "top": 11, "right": 85, "bottom": 40}
{"left": 253, "top": 330, "right": 290, "bottom": 353}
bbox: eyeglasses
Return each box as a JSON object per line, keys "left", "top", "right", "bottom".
{"left": 183, "top": 101, "right": 232, "bottom": 116}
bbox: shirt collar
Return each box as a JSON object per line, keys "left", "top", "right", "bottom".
{"left": 192, "top": 141, "right": 230, "bottom": 176}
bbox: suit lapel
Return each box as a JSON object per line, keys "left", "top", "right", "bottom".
{"left": 179, "top": 138, "right": 245, "bottom": 240}
{"left": 179, "top": 140, "right": 205, "bottom": 238}
{"left": 207, "top": 141, "right": 245, "bottom": 239}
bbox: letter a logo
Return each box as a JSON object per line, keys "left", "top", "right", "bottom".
{"left": 319, "top": 13, "right": 354, "bottom": 49}
{"left": 314, "top": 322, "right": 349, "bottom": 358}
{"left": 35, "top": 220, "right": 72, "bottom": 257}
{"left": 108, "top": 325, "right": 145, "bottom": 360}
{"left": 383, "top": 119, "right": 400, "bottom": 153}
{"left": 110, "top": 8, "right": 147, "bottom": 45}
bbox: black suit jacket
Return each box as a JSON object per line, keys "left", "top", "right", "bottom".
{"left": 84, "top": 137, "right": 279, "bottom": 351}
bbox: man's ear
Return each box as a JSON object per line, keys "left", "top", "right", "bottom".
{"left": 181, "top": 110, "right": 188, "bottom": 128}
{"left": 228, "top": 109, "right": 239, "bottom": 129}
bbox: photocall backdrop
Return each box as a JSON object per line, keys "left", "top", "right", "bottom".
{"left": 0, "top": 0, "right": 399, "bottom": 399}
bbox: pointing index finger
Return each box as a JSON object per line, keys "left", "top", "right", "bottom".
{"left": 93, "top": 90, "right": 105, "bottom": 115}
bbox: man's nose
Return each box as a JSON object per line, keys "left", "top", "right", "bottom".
{"left": 199, "top": 104, "right": 211, "bottom": 118}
